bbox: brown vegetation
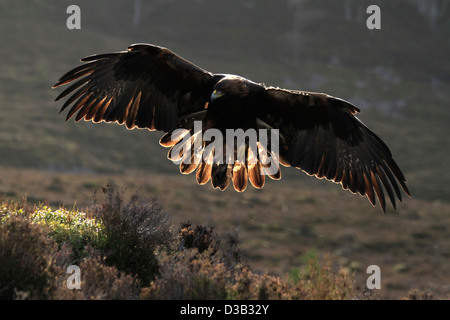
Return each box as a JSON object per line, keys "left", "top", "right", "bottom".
{"left": 1, "top": 186, "right": 356, "bottom": 300}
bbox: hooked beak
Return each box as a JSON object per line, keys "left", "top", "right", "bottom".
{"left": 211, "top": 89, "right": 224, "bottom": 101}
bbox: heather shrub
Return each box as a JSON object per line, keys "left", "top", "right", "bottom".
{"left": 141, "top": 249, "right": 229, "bottom": 299}
{"left": 30, "top": 206, "right": 104, "bottom": 262}
{"left": 404, "top": 289, "right": 434, "bottom": 300}
{"left": 179, "top": 222, "right": 216, "bottom": 253}
{"left": 91, "top": 184, "right": 175, "bottom": 285}
{"left": 0, "top": 204, "right": 57, "bottom": 299}
{"left": 0, "top": 196, "right": 147, "bottom": 300}
{"left": 0, "top": 188, "right": 357, "bottom": 300}
{"left": 54, "top": 256, "right": 138, "bottom": 300}
{"left": 142, "top": 244, "right": 355, "bottom": 300}
{"left": 141, "top": 225, "right": 244, "bottom": 300}
{"left": 290, "top": 256, "right": 355, "bottom": 300}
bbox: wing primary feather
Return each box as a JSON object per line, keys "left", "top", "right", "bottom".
{"left": 93, "top": 97, "right": 113, "bottom": 123}
{"left": 364, "top": 173, "right": 376, "bottom": 206}
{"left": 67, "top": 92, "right": 92, "bottom": 121}
{"left": 126, "top": 91, "right": 142, "bottom": 129}
{"left": 55, "top": 78, "right": 90, "bottom": 101}
{"left": 81, "top": 95, "right": 99, "bottom": 121}
{"left": 380, "top": 161, "right": 403, "bottom": 201}
{"left": 76, "top": 95, "right": 106, "bottom": 122}
{"left": 354, "top": 165, "right": 366, "bottom": 196}
{"left": 384, "top": 159, "right": 411, "bottom": 197}
{"left": 118, "top": 87, "right": 139, "bottom": 125}
{"left": 348, "top": 167, "right": 357, "bottom": 193}
{"left": 61, "top": 85, "right": 91, "bottom": 116}
{"left": 376, "top": 164, "right": 396, "bottom": 210}
{"left": 80, "top": 52, "right": 123, "bottom": 62}
{"left": 89, "top": 96, "right": 113, "bottom": 122}
{"left": 53, "top": 61, "right": 97, "bottom": 88}
{"left": 371, "top": 171, "right": 386, "bottom": 213}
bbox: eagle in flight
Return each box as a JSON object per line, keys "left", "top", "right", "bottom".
{"left": 53, "top": 43, "right": 410, "bottom": 212}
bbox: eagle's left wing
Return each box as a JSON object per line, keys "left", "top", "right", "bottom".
{"left": 257, "top": 87, "right": 410, "bottom": 212}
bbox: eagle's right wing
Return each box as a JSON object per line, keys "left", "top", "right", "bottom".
{"left": 53, "top": 43, "right": 215, "bottom": 133}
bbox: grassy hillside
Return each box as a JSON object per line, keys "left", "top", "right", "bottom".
{"left": 0, "top": 0, "right": 449, "bottom": 201}
{"left": 0, "top": 0, "right": 449, "bottom": 299}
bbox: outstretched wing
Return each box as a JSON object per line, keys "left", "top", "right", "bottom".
{"left": 53, "top": 43, "right": 215, "bottom": 132}
{"left": 258, "top": 87, "right": 411, "bottom": 212}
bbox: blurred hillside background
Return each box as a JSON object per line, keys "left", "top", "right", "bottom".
{"left": 0, "top": 0, "right": 449, "bottom": 299}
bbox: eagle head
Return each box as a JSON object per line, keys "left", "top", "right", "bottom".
{"left": 211, "top": 75, "right": 250, "bottom": 102}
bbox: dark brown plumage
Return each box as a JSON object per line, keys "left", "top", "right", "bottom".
{"left": 53, "top": 43, "right": 411, "bottom": 212}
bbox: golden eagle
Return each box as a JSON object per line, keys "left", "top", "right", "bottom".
{"left": 53, "top": 43, "right": 410, "bottom": 212}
